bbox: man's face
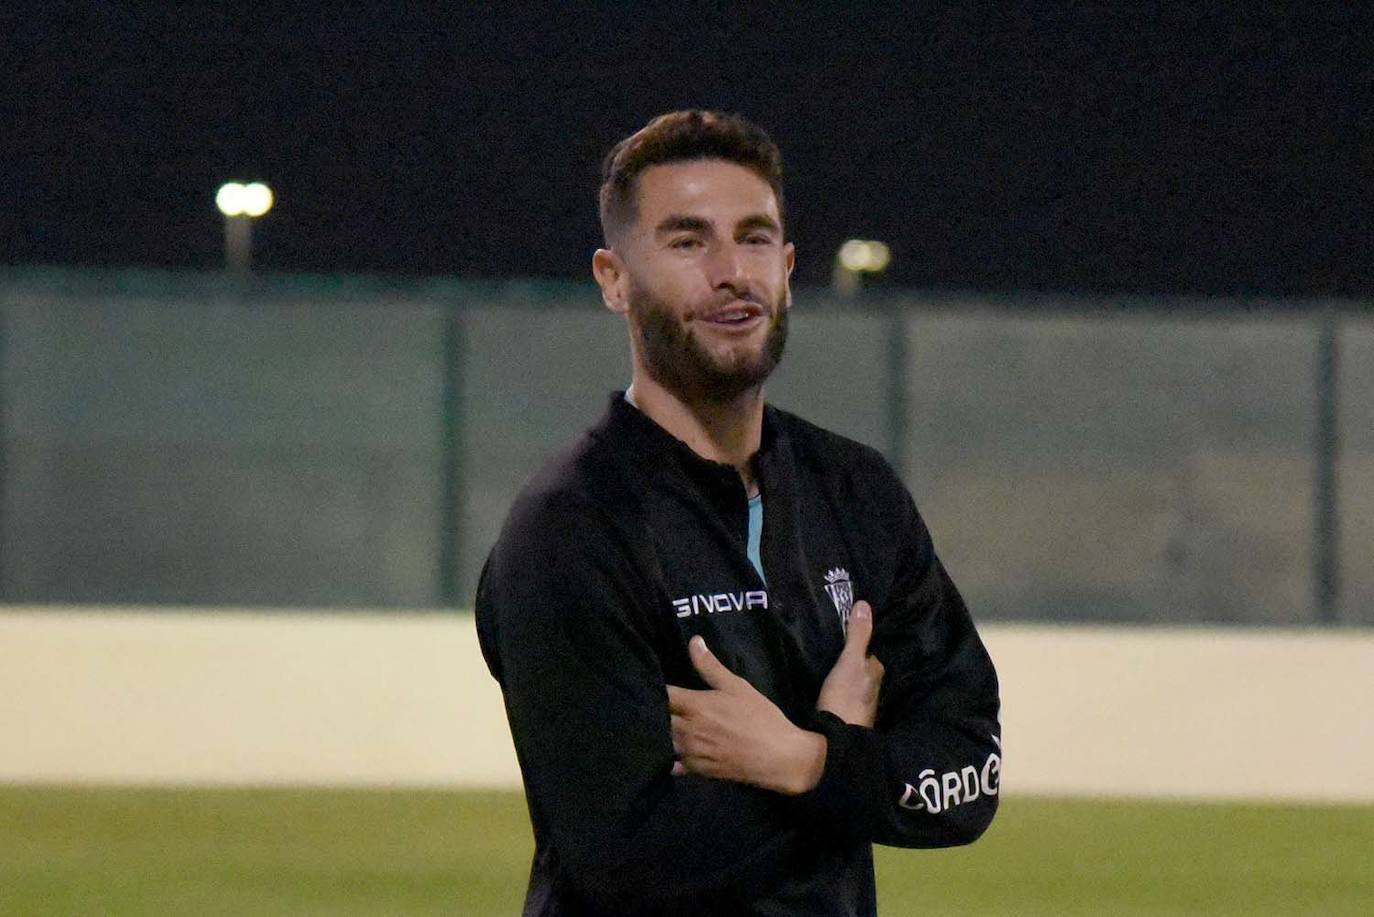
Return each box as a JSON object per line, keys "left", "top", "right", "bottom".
{"left": 614, "top": 159, "right": 795, "bottom": 404}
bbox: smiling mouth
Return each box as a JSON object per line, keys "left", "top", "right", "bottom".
{"left": 699, "top": 304, "right": 765, "bottom": 326}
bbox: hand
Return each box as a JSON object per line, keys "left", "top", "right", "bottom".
{"left": 816, "top": 600, "right": 884, "bottom": 727}
{"left": 667, "top": 636, "right": 826, "bottom": 795}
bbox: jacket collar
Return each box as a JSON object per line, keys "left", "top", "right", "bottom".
{"left": 594, "top": 391, "right": 784, "bottom": 497}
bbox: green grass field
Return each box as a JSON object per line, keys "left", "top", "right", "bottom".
{"left": 2, "top": 787, "right": 1370, "bottom": 916}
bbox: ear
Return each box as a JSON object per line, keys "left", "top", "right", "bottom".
{"left": 593, "top": 248, "right": 630, "bottom": 315}
{"left": 784, "top": 241, "right": 796, "bottom": 279}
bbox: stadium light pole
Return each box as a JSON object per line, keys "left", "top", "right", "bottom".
{"left": 215, "top": 182, "right": 274, "bottom": 274}
{"left": 832, "top": 239, "right": 891, "bottom": 296}
{"left": 831, "top": 240, "right": 903, "bottom": 471}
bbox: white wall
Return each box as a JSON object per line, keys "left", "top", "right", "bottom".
{"left": 0, "top": 608, "right": 515, "bottom": 788}
{"left": 3, "top": 608, "right": 1371, "bottom": 801}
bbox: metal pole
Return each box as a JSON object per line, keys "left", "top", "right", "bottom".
{"left": 224, "top": 215, "right": 252, "bottom": 273}
{"left": 437, "top": 303, "right": 465, "bottom": 608}
{"left": 1314, "top": 307, "right": 1340, "bottom": 624}
{"left": 884, "top": 302, "right": 909, "bottom": 478}
{"left": 0, "top": 303, "right": 6, "bottom": 601}
{"left": 832, "top": 260, "right": 860, "bottom": 297}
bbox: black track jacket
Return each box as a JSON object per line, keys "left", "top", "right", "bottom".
{"left": 476, "top": 394, "right": 1001, "bottom": 916}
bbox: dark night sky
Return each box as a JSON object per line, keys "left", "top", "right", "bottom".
{"left": 6, "top": 5, "right": 1371, "bottom": 297}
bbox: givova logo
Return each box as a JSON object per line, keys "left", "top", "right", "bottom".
{"left": 672, "top": 590, "right": 768, "bottom": 618}
{"left": 897, "top": 739, "right": 1001, "bottom": 815}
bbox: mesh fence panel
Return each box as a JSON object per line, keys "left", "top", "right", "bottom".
{"left": 2, "top": 289, "right": 444, "bottom": 606}
{"left": 903, "top": 309, "right": 1316, "bottom": 624}
{"left": 1340, "top": 321, "right": 1374, "bottom": 625}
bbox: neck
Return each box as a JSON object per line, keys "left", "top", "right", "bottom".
{"left": 628, "top": 371, "right": 764, "bottom": 495}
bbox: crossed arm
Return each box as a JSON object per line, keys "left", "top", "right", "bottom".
{"left": 667, "top": 600, "right": 884, "bottom": 795}
{"left": 478, "top": 488, "right": 1000, "bottom": 910}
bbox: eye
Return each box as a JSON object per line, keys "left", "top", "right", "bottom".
{"left": 671, "top": 237, "right": 704, "bottom": 250}
{"left": 741, "top": 233, "right": 774, "bottom": 246}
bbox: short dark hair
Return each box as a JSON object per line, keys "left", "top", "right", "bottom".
{"left": 598, "top": 110, "right": 785, "bottom": 243}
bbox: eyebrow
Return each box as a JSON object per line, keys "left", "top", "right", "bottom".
{"left": 654, "top": 215, "right": 713, "bottom": 236}
{"left": 735, "top": 214, "right": 781, "bottom": 235}
{"left": 653, "top": 213, "right": 782, "bottom": 237}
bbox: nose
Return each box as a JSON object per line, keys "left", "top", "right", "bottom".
{"left": 704, "top": 240, "right": 748, "bottom": 293}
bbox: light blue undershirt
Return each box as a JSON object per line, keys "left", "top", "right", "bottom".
{"left": 626, "top": 386, "right": 767, "bottom": 583}
{"left": 746, "top": 494, "right": 765, "bottom": 583}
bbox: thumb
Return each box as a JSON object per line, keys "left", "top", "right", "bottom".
{"left": 841, "top": 601, "right": 873, "bottom": 660}
{"left": 689, "top": 636, "right": 738, "bottom": 690}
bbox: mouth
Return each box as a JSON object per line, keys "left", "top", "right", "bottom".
{"left": 698, "top": 302, "right": 765, "bottom": 327}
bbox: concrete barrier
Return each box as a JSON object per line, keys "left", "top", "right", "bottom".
{"left": 2, "top": 608, "right": 1371, "bottom": 801}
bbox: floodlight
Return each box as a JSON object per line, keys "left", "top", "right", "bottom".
{"left": 216, "top": 182, "right": 247, "bottom": 217}
{"left": 241, "top": 183, "right": 274, "bottom": 217}
{"left": 216, "top": 180, "right": 275, "bottom": 273}
{"left": 838, "top": 239, "right": 891, "bottom": 274}
{"left": 216, "top": 181, "right": 274, "bottom": 218}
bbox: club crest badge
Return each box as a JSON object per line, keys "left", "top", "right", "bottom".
{"left": 823, "top": 567, "right": 854, "bottom": 634}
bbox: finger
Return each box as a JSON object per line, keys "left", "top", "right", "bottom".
{"left": 688, "top": 636, "right": 739, "bottom": 691}
{"left": 670, "top": 714, "right": 685, "bottom": 754}
{"left": 842, "top": 600, "right": 874, "bottom": 660}
{"left": 666, "top": 685, "right": 701, "bottom": 715}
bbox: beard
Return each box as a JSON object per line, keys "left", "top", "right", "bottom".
{"left": 628, "top": 282, "right": 789, "bottom": 405}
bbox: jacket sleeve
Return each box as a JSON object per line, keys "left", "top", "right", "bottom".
{"left": 795, "top": 486, "right": 1002, "bottom": 849}
{"left": 476, "top": 491, "right": 804, "bottom": 914}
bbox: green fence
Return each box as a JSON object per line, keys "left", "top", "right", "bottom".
{"left": 1, "top": 268, "right": 1368, "bottom": 624}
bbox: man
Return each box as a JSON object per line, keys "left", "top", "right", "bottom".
{"left": 476, "top": 110, "right": 1001, "bottom": 916}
